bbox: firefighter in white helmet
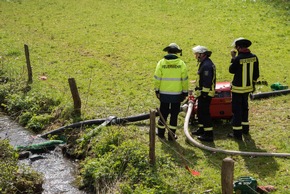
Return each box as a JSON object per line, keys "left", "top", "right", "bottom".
{"left": 228, "top": 37, "right": 259, "bottom": 140}
{"left": 154, "top": 43, "right": 189, "bottom": 141}
{"left": 191, "top": 45, "right": 216, "bottom": 142}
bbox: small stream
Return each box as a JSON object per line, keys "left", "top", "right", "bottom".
{"left": 0, "top": 113, "right": 87, "bottom": 194}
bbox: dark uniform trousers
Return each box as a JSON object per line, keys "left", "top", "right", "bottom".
{"left": 197, "top": 96, "right": 213, "bottom": 130}
{"left": 231, "top": 92, "right": 249, "bottom": 130}
{"left": 158, "top": 102, "right": 180, "bottom": 131}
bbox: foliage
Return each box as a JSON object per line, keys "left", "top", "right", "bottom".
{"left": 1, "top": 87, "right": 61, "bottom": 132}
{"left": 0, "top": 0, "right": 290, "bottom": 193}
{"left": 79, "top": 126, "right": 196, "bottom": 193}
{"left": 0, "top": 81, "right": 26, "bottom": 106}
{"left": 0, "top": 140, "right": 43, "bottom": 194}
{"left": 25, "top": 113, "right": 54, "bottom": 133}
{"left": 4, "top": 92, "right": 59, "bottom": 116}
{"left": 0, "top": 140, "right": 18, "bottom": 192}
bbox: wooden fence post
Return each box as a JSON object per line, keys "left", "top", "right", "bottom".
{"left": 24, "top": 44, "right": 33, "bottom": 84}
{"left": 149, "top": 109, "right": 156, "bottom": 165}
{"left": 221, "top": 157, "right": 234, "bottom": 194}
{"left": 68, "top": 78, "right": 81, "bottom": 116}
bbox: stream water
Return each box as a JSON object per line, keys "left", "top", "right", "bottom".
{"left": 0, "top": 113, "right": 87, "bottom": 194}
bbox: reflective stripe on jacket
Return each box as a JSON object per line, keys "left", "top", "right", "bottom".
{"left": 229, "top": 52, "right": 259, "bottom": 93}
{"left": 154, "top": 55, "right": 188, "bottom": 96}
{"left": 196, "top": 57, "right": 216, "bottom": 97}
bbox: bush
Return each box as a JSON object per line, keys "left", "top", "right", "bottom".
{"left": 78, "top": 126, "right": 180, "bottom": 193}
{"left": 0, "top": 140, "right": 43, "bottom": 193}
{"left": 4, "top": 92, "right": 60, "bottom": 117}
{"left": 25, "top": 113, "right": 54, "bottom": 133}
{"left": 1, "top": 90, "right": 61, "bottom": 132}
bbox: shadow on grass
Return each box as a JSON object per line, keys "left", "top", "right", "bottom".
{"left": 238, "top": 134, "right": 279, "bottom": 178}
{"left": 188, "top": 118, "right": 233, "bottom": 141}
{"left": 189, "top": 119, "right": 279, "bottom": 178}
{"left": 158, "top": 137, "right": 201, "bottom": 173}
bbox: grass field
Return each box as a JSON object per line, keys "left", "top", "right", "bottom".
{"left": 1, "top": 0, "right": 290, "bottom": 193}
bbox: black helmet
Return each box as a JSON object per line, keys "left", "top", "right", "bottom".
{"left": 232, "top": 37, "right": 252, "bottom": 48}
{"left": 163, "top": 43, "right": 182, "bottom": 55}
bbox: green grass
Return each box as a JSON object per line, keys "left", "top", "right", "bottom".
{"left": 1, "top": 0, "right": 290, "bottom": 193}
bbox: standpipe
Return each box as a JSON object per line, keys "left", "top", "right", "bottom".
{"left": 183, "top": 100, "right": 290, "bottom": 157}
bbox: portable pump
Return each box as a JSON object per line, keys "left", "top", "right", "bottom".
{"left": 189, "top": 81, "right": 233, "bottom": 123}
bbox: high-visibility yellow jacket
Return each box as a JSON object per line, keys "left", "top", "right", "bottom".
{"left": 154, "top": 54, "right": 188, "bottom": 103}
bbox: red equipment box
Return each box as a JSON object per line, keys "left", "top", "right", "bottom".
{"left": 190, "top": 81, "right": 232, "bottom": 121}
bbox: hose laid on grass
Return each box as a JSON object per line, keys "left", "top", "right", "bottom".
{"left": 41, "top": 101, "right": 290, "bottom": 157}
{"left": 16, "top": 140, "right": 64, "bottom": 152}
{"left": 250, "top": 89, "right": 290, "bottom": 100}
{"left": 183, "top": 100, "right": 290, "bottom": 157}
{"left": 41, "top": 113, "right": 156, "bottom": 138}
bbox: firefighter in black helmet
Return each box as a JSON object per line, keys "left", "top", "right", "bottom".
{"left": 228, "top": 37, "right": 260, "bottom": 140}
{"left": 154, "top": 43, "right": 189, "bottom": 141}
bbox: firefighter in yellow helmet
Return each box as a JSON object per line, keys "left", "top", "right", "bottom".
{"left": 154, "top": 43, "right": 189, "bottom": 141}
{"left": 191, "top": 45, "right": 216, "bottom": 142}
{"left": 228, "top": 37, "right": 259, "bottom": 140}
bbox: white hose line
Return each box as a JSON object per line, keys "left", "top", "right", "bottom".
{"left": 184, "top": 101, "right": 290, "bottom": 157}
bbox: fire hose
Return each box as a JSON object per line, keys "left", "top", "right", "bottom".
{"left": 41, "top": 100, "right": 290, "bottom": 157}
{"left": 183, "top": 100, "right": 290, "bottom": 157}
{"left": 250, "top": 89, "right": 290, "bottom": 100}
{"left": 41, "top": 113, "right": 156, "bottom": 138}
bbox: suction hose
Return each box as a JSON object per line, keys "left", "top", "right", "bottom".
{"left": 250, "top": 89, "right": 290, "bottom": 100}
{"left": 183, "top": 100, "right": 290, "bottom": 157}
{"left": 41, "top": 113, "right": 156, "bottom": 138}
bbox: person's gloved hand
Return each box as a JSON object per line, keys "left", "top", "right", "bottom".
{"left": 231, "top": 49, "right": 237, "bottom": 58}
{"left": 194, "top": 90, "right": 201, "bottom": 97}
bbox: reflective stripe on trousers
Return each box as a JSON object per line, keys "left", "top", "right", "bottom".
{"left": 157, "top": 102, "right": 180, "bottom": 130}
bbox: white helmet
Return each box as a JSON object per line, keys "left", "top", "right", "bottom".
{"left": 192, "top": 45, "right": 208, "bottom": 54}
{"left": 192, "top": 45, "right": 212, "bottom": 57}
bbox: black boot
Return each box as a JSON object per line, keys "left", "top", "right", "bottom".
{"left": 192, "top": 127, "right": 204, "bottom": 136}
{"left": 197, "top": 131, "right": 213, "bottom": 142}
{"left": 242, "top": 125, "right": 249, "bottom": 134}
{"left": 156, "top": 128, "right": 165, "bottom": 139}
{"left": 228, "top": 130, "right": 242, "bottom": 140}
{"left": 168, "top": 129, "right": 178, "bottom": 141}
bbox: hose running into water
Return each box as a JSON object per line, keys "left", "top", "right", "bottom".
{"left": 41, "top": 101, "right": 290, "bottom": 157}
{"left": 183, "top": 100, "right": 290, "bottom": 157}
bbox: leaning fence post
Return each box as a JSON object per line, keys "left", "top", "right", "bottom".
{"left": 149, "top": 109, "right": 156, "bottom": 165}
{"left": 68, "top": 78, "right": 81, "bottom": 116}
{"left": 24, "top": 44, "right": 33, "bottom": 84}
{"left": 221, "top": 157, "right": 234, "bottom": 194}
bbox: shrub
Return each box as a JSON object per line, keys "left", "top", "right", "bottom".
{"left": 0, "top": 140, "right": 43, "bottom": 193}
{"left": 4, "top": 92, "right": 60, "bottom": 117}
{"left": 1, "top": 90, "right": 61, "bottom": 132}
{"left": 78, "top": 126, "right": 178, "bottom": 193}
{"left": 25, "top": 113, "right": 54, "bottom": 133}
